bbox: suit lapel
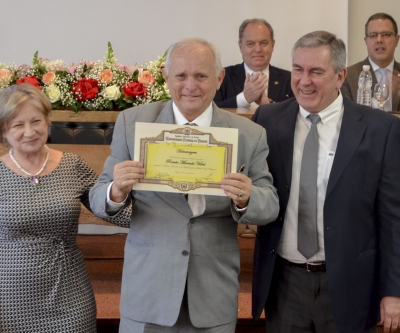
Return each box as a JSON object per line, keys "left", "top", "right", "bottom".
{"left": 210, "top": 103, "right": 229, "bottom": 127}
{"left": 233, "top": 63, "right": 247, "bottom": 93}
{"left": 268, "top": 65, "right": 282, "bottom": 101}
{"left": 276, "top": 101, "right": 298, "bottom": 186}
{"left": 392, "top": 61, "right": 400, "bottom": 111}
{"left": 326, "top": 102, "right": 366, "bottom": 197}
{"left": 154, "top": 100, "right": 175, "bottom": 124}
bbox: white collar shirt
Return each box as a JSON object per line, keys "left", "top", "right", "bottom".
{"left": 172, "top": 102, "right": 213, "bottom": 127}
{"left": 106, "top": 103, "right": 213, "bottom": 216}
{"left": 369, "top": 57, "right": 394, "bottom": 111}
{"left": 277, "top": 93, "right": 344, "bottom": 263}
{"left": 172, "top": 102, "right": 213, "bottom": 216}
{"left": 236, "top": 63, "right": 270, "bottom": 108}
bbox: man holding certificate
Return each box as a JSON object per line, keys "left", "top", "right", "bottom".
{"left": 89, "top": 38, "right": 279, "bottom": 332}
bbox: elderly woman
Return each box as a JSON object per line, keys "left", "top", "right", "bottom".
{"left": 0, "top": 84, "right": 129, "bottom": 332}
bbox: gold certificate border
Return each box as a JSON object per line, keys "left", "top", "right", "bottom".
{"left": 138, "top": 126, "right": 233, "bottom": 192}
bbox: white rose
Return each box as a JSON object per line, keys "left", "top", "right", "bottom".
{"left": 101, "top": 85, "right": 121, "bottom": 100}
{"left": 46, "top": 84, "right": 61, "bottom": 103}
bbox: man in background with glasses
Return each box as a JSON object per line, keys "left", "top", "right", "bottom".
{"left": 341, "top": 12, "right": 400, "bottom": 111}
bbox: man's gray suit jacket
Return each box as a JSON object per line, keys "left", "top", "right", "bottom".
{"left": 341, "top": 57, "right": 400, "bottom": 111}
{"left": 89, "top": 100, "right": 279, "bottom": 328}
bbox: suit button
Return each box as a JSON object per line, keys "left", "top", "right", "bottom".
{"left": 190, "top": 219, "right": 195, "bottom": 224}
{"left": 182, "top": 251, "right": 189, "bottom": 256}
{"left": 270, "top": 249, "right": 275, "bottom": 254}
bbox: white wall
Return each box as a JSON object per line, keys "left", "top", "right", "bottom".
{"left": 2, "top": 0, "right": 348, "bottom": 72}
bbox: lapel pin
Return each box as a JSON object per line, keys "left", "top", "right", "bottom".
{"left": 274, "top": 81, "right": 279, "bottom": 85}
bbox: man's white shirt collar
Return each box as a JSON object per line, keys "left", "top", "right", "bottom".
{"left": 172, "top": 102, "right": 213, "bottom": 127}
{"left": 299, "top": 93, "right": 344, "bottom": 125}
{"left": 368, "top": 57, "right": 395, "bottom": 73}
{"left": 244, "top": 62, "right": 270, "bottom": 77}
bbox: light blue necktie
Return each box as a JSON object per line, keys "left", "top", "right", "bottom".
{"left": 378, "top": 68, "right": 392, "bottom": 111}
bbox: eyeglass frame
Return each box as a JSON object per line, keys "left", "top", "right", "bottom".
{"left": 365, "top": 31, "right": 397, "bottom": 39}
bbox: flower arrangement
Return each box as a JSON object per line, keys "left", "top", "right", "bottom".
{"left": 0, "top": 42, "right": 170, "bottom": 112}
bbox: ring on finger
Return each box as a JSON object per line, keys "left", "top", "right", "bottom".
{"left": 238, "top": 189, "right": 244, "bottom": 198}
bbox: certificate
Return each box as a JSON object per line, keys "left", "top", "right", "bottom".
{"left": 133, "top": 122, "right": 238, "bottom": 195}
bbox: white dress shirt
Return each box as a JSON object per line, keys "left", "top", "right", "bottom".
{"left": 106, "top": 102, "right": 213, "bottom": 217}
{"left": 277, "top": 93, "right": 344, "bottom": 263}
{"left": 172, "top": 102, "right": 213, "bottom": 216}
{"left": 236, "top": 63, "right": 270, "bottom": 109}
{"left": 369, "top": 57, "right": 394, "bottom": 111}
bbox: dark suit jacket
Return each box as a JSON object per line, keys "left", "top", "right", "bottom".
{"left": 341, "top": 57, "right": 400, "bottom": 111}
{"left": 214, "top": 62, "right": 293, "bottom": 108}
{"left": 251, "top": 97, "right": 400, "bottom": 333}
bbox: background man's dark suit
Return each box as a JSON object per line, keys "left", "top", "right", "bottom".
{"left": 252, "top": 97, "right": 400, "bottom": 333}
{"left": 341, "top": 57, "right": 400, "bottom": 111}
{"left": 213, "top": 63, "right": 293, "bottom": 108}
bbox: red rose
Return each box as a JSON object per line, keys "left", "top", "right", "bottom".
{"left": 72, "top": 78, "right": 99, "bottom": 101}
{"left": 123, "top": 81, "right": 147, "bottom": 98}
{"left": 16, "top": 76, "right": 42, "bottom": 90}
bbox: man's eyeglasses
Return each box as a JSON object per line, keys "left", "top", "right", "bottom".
{"left": 366, "top": 31, "right": 397, "bottom": 40}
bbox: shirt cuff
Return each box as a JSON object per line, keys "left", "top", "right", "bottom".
{"left": 237, "top": 92, "right": 251, "bottom": 108}
{"left": 106, "top": 181, "right": 128, "bottom": 213}
{"left": 233, "top": 203, "right": 248, "bottom": 213}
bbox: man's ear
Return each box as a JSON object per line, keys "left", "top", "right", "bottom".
{"left": 217, "top": 68, "right": 225, "bottom": 90}
{"left": 337, "top": 67, "right": 347, "bottom": 89}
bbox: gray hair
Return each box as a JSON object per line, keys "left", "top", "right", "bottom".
{"left": 0, "top": 83, "right": 51, "bottom": 146}
{"left": 239, "top": 18, "right": 274, "bottom": 41}
{"left": 292, "top": 30, "right": 346, "bottom": 73}
{"left": 365, "top": 12, "right": 398, "bottom": 36}
{"left": 164, "top": 38, "right": 223, "bottom": 77}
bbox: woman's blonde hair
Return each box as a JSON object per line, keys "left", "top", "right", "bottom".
{"left": 0, "top": 84, "right": 52, "bottom": 146}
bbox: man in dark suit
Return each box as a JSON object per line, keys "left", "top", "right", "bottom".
{"left": 90, "top": 38, "right": 279, "bottom": 332}
{"left": 341, "top": 13, "right": 400, "bottom": 111}
{"left": 214, "top": 18, "right": 293, "bottom": 109}
{"left": 252, "top": 30, "right": 400, "bottom": 333}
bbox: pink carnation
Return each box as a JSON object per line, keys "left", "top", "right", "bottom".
{"left": 99, "top": 69, "right": 113, "bottom": 84}
{"left": 138, "top": 70, "right": 155, "bottom": 87}
{"left": 42, "top": 71, "right": 56, "bottom": 85}
{"left": 117, "top": 63, "right": 139, "bottom": 75}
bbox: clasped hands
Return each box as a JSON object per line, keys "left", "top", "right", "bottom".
{"left": 110, "top": 160, "right": 252, "bottom": 208}
{"left": 243, "top": 71, "right": 270, "bottom": 105}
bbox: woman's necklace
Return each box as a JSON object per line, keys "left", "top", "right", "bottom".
{"left": 9, "top": 145, "right": 49, "bottom": 185}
